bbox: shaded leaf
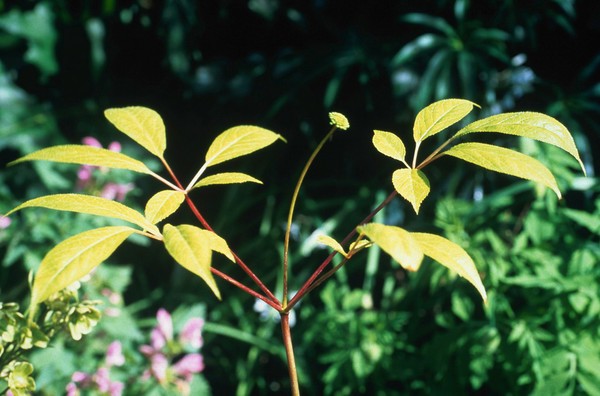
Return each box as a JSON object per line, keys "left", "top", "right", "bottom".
{"left": 357, "top": 223, "right": 423, "bottom": 271}
{"left": 192, "top": 172, "right": 263, "bottom": 189}
{"left": 443, "top": 142, "right": 561, "bottom": 198}
{"left": 414, "top": 98, "right": 478, "bottom": 143}
{"left": 372, "top": 130, "right": 407, "bottom": 163}
{"left": 31, "top": 226, "right": 135, "bottom": 306}
{"left": 163, "top": 224, "right": 221, "bottom": 299}
{"left": 455, "top": 112, "right": 585, "bottom": 174}
{"left": 204, "top": 125, "right": 283, "bottom": 168}
{"left": 6, "top": 194, "right": 159, "bottom": 235}
{"left": 104, "top": 106, "right": 167, "bottom": 159}
{"left": 316, "top": 234, "right": 347, "bottom": 257}
{"left": 392, "top": 168, "right": 431, "bottom": 214}
{"left": 9, "top": 145, "right": 153, "bottom": 174}
{"left": 412, "top": 232, "right": 487, "bottom": 301}
{"left": 144, "top": 190, "right": 185, "bottom": 224}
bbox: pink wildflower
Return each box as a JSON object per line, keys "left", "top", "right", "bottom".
{"left": 180, "top": 318, "right": 204, "bottom": 349}
{"left": 106, "top": 341, "right": 125, "bottom": 367}
{"left": 0, "top": 216, "right": 11, "bottom": 229}
{"left": 173, "top": 353, "right": 204, "bottom": 381}
{"left": 100, "top": 182, "right": 134, "bottom": 201}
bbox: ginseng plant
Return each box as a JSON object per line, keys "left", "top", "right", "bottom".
{"left": 3, "top": 99, "right": 586, "bottom": 395}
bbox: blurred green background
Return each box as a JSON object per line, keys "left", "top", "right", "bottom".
{"left": 1, "top": 0, "right": 599, "bottom": 395}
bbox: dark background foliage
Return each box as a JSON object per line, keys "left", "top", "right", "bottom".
{"left": 1, "top": 0, "right": 599, "bottom": 394}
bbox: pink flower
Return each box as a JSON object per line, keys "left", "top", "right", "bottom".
{"left": 106, "top": 341, "right": 125, "bottom": 367}
{"left": 0, "top": 216, "right": 11, "bottom": 229}
{"left": 100, "top": 182, "right": 135, "bottom": 202}
{"left": 180, "top": 318, "right": 204, "bottom": 349}
{"left": 173, "top": 353, "right": 204, "bottom": 381}
{"left": 149, "top": 353, "right": 169, "bottom": 383}
{"left": 156, "top": 308, "right": 174, "bottom": 343}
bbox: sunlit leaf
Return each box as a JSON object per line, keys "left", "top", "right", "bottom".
{"left": 392, "top": 168, "right": 431, "bottom": 214}
{"left": 104, "top": 106, "right": 167, "bottom": 159}
{"left": 412, "top": 232, "right": 487, "bottom": 302}
{"left": 200, "top": 229, "right": 235, "bottom": 262}
{"left": 455, "top": 112, "right": 585, "bottom": 174}
{"left": 6, "top": 194, "right": 159, "bottom": 235}
{"left": 31, "top": 226, "right": 135, "bottom": 307}
{"left": 414, "top": 99, "right": 478, "bottom": 143}
{"left": 192, "top": 172, "right": 263, "bottom": 189}
{"left": 443, "top": 142, "right": 561, "bottom": 198}
{"left": 144, "top": 190, "right": 185, "bottom": 224}
{"left": 204, "top": 125, "right": 283, "bottom": 168}
{"left": 357, "top": 223, "right": 423, "bottom": 271}
{"left": 8, "top": 145, "right": 153, "bottom": 174}
{"left": 372, "top": 130, "right": 407, "bottom": 163}
{"left": 163, "top": 224, "right": 221, "bottom": 299}
{"left": 316, "top": 234, "right": 347, "bottom": 257}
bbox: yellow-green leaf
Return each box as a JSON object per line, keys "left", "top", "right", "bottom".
{"left": 455, "top": 112, "right": 585, "bottom": 174}
{"left": 163, "top": 224, "right": 221, "bottom": 299}
{"left": 392, "top": 168, "right": 431, "bottom": 214}
{"left": 414, "top": 99, "right": 478, "bottom": 143}
{"left": 8, "top": 145, "right": 153, "bottom": 174}
{"left": 192, "top": 172, "right": 263, "bottom": 189}
{"left": 412, "top": 232, "right": 487, "bottom": 302}
{"left": 144, "top": 190, "right": 185, "bottom": 224}
{"left": 31, "top": 226, "right": 135, "bottom": 307}
{"left": 316, "top": 234, "right": 347, "bottom": 257}
{"left": 443, "top": 142, "right": 561, "bottom": 198}
{"left": 199, "top": 229, "right": 235, "bottom": 262}
{"left": 372, "top": 130, "right": 407, "bottom": 163}
{"left": 204, "top": 125, "right": 283, "bottom": 168}
{"left": 104, "top": 106, "right": 167, "bottom": 159}
{"left": 6, "top": 194, "right": 159, "bottom": 235}
{"left": 357, "top": 223, "right": 423, "bottom": 271}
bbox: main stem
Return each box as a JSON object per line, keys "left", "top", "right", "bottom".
{"left": 281, "top": 313, "right": 300, "bottom": 396}
{"left": 282, "top": 126, "right": 338, "bottom": 307}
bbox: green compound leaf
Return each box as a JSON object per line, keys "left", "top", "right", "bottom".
{"left": 6, "top": 194, "right": 160, "bottom": 236}
{"left": 414, "top": 99, "right": 478, "bottom": 143}
{"left": 455, "top": 112, "right": 585, "bottom": 175}
{"left": 412, "top": 232, "right": 487, "bottom": 302}
{"left": 192, "top": 172, "right": 263, "bottom": 189}
{"left": 443, "top": 142, "right": 561, "bottom": 198}
{"left": 163, "top": 224, "right": 222, "bottom": 299}
{"left": 8, "top": 145, "right": 153, "bottom": 174}
{"left": 144, "top": 190, "right": 185, "bottom": 224}
{"left": 104, "top": 106, "right": 167, "bottom": 160}
{"left": 31, "top": 226, "right": 135, "bottom": 307}
{"left": 392, "top": 168, "right": 431, "bottom": 214}
{"left": 372, "top": 130, "right": 407, "bottom": 164}
{"left": 357, "top": 223, "right": 423, "bottom": 271}
{"left": 204, "top": 125, "right": 284, "bottom": 168}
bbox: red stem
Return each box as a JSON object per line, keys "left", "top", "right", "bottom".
{"left": 211, "top": 267, "right": 281, "bottom": 310}
{"left": 287, "top": 189, "right": 398, "bottom": 309}
{"left": 162, "top": 159, "right": 280, "bottom": 305}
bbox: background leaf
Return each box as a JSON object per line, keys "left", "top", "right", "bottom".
{"left": 30, "top": 226, "right": 135, "bottom": 306}
{"left": 392, "top": 168, "right": 431, "bottom": 214}
{"left": 144, "top": 190, "right": 185, "bottom": 224}
{"left": 357, "top": 223, "right": 423, "bottom": 271}
{"left": 413, "top": 98, "right": 478, "bottom": 143}
{"left": 6, "top": 194, "right": 160, "bottom": 235}
{"left": 192, "top": 172, "right": 263, "bottom": 189}
{"left": 104, "top": 106, "right": 167, "bottom": 159}
{"left": 455, "top": 112, "right": 585, "bottom": 174}
{"left": 372, "top": 130, "right": 407, "bottom": 164}
{"left": 9, "top": 145, "right": 153, "bottom": 174}
{"left": 443, "top": 142, "right": 561, "bottom": 198}
{"left": 204, "top": 125, "right": 283, "bottom": 168}
{"left": 163, "top": 224, "right": 221, "bottom": 299}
